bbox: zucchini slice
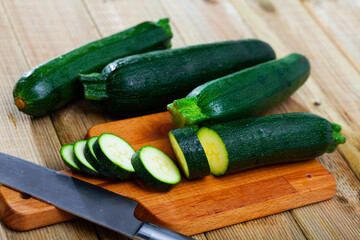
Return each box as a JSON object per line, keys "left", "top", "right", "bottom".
{"left": 93, "top": 133, "right": 135, "bottom": 180}
{"left": 197, "top": 127, "right": 229, "bottom": 176}
{"left": 84, "top": 136, "right": 115, "bottom": 178}
{"left": 168, "top": 128, "right": 210, "bottom": 179}
{"left": 131, "top": 146, "right": 181, "bottom": 192}
{"left": 73, "top": 140, "right": 99, "bottom": 175}
{"left": 60, "top": 144, "right": 80, "bottom": 171}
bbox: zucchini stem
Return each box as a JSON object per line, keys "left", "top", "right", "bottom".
{"left": 328, "top": 123, "right": 346, "bottom": 153}
{"left": 80, "top": 73, "right": 108, "bottom": 101}
{"left": 14, "top": 97, "right": 26, "bottom": 110}
{"left": 167, "top": 97, "right": 209, "bottom": 129}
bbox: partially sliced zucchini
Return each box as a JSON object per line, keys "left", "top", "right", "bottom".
{"left": 197, "top": 127, "right": 228, "bottom": 176}
{"left": 93, "top": 133, "right": 135, "bottom": 180}
{"left": 131, "top": 146, "right": 181, "bottom": 192}
{"left": 60, "top": 144, "right": 80, "bottom": 171}
{"left": 84, "top": 136, "right": 115, "bottom": 178}
{"left": 73, "top": 140, "right": 99, "bottom": 175}
{"left": 168, "top": 128, "right": 210, "bottom": 179}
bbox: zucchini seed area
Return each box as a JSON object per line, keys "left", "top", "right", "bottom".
{"left": 197, "top": 127, "right": 228, "bottom": 176}
{"left": 140, "top": 147, "right": 180, "bottom": 184}
{"left": 60, "top": 144, "right": 80, "bottom": 170}
{"left": 99, "top": 134, "right": 135, "bottom": 172}
{"left": 74, "top": 141, "right": 98, "bottom": 172}
{"left": 168, "top": 132, "right": 189, "bottom": 178}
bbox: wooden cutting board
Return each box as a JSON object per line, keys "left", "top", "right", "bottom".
{"left": 0, "top": 112, "right": 336, "bottom": 236}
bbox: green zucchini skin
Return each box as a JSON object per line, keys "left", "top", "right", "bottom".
{"left": 168, "top": 53, "right": 310, "bottom": 128}
{"left": 73, "top": 140, "right": 99, "bottom": 175}
{"left": 205, "top": 112, "right": 346, "bottom": 175}
{"left": 169, "top": 127, "right": 210, "bottom": 179}
{"left": 80, "top": 39, "right": 276, "bottom": 116}
{"left": 13, "top": 19, "right": 172, "bottom": 116}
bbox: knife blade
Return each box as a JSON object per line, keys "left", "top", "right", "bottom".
{"left": 0, "top": 152, "right": 193, "bottom": 240}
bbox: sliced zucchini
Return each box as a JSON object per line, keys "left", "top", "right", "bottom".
{"left": 84, "top": 136, "right": 115, "bottom": 178}
{"left": 73, "top": 140, "right": 99, "bottom": 175}
{"left": 93, "top": 133, "right": 135, "bottom": 180}
{"left": 197, "top": 127, "right": 228, "bottom": 176}
{"left": 131, "top": 146, "right": 181, "bottom": 192}
{"left": 60, "top": 144, "right": 80, "bottom": 171}
{"left": 168, "top": 128, "right": 210, "bottom": 179}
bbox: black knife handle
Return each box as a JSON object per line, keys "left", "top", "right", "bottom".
{"left": 133, "top": 222, "right": 194, "bottom": 240}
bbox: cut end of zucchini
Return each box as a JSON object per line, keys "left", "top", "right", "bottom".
{"left": 132, "top": 146, "right": 181, "bottom": 192}
{"left": 80, "top": 73, "right": 108, "bottom": 101}
{"left": 197, "top": 127, "right": 228, "bottom": 176}
{"left": 328, "top": 123, "right": 346, "bottom": 153}
{"left": 168, "top": 97, "right": 209, "bottom": 129}
{"left": 60, "top": 144, "right": 80, "bottom": 171}
{"left": 99, "top": 133, "right": 135, "bottom": 172}
{"left": 14, "top": 97, "right": 26, "bottom": 110}
{"left": 168, "top": 132, "right": 190, "bottom": 178}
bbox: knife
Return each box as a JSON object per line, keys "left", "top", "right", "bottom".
{"left": 0, "top": 152, "right": 193, "bottom": 240}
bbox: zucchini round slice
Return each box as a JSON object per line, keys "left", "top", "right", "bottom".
{"left": 60, "top": 144, "right": 80, "bottom": 171}
{"left": 84, "top": 136, "right": 115, "bottom": 178}
{"left": 131, "top": 146, "right": 181, "bottom": 192}
{"left": 168, "top": 128, "right": 210, "bottom": 179}
{"left": 93, "top": 133, "right": 135, "bottom": 180}
{"left": 73, "top": 140, "right": 99, "bottom": 175}
{"left": 197, "top": 127, "right": 229, "bottom": 176}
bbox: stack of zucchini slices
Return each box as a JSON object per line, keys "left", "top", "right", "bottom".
{"left": 60, "top": 133, "right": 181, "bottom": 192}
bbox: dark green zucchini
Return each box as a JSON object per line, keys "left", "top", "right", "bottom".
{"left": 60, "top": 143, "right": 81, "bottom": 171}
{"left": 168, "top": 53, "right": 310, "bottom": 128}
{"left": 168, "top": 127, "right": 210, "bottom": 179}
{"left": 73, "top": 140, "right": 99, "bottom": 175}
{"left": 196, "top": 112, "right": 346, "bottom": 176}
{"left": 80, "top": 39, "right": 275, "bottom": 116}
{"left": 131, "top": 146, "right": 181, "bottom": 192}
{"left": 13, "top": 19, "right": 172, "bottom": 116}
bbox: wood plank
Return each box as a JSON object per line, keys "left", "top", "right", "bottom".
{"left": 303, "top": 0, "right": 360, "bottom": 73}
{"left": 0, "top": 112, "right": 335, "bottom": 236}
{"left": 229, "top": 0, "right": 360, "bottom": 238}
{"left": 0, "top": 0, "right": 100, "bottom": 239}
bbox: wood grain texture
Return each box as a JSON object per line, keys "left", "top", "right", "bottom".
{"left": 0, "top": 112, "right": 335, "bottom": 236}
{"left": 303, "top": 0, "right": 360, "bottom": 73}
{"left": 230, "top": 0, "right": 360, "bottom": 238}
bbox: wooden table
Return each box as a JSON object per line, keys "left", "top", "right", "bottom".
{"left": 0, "top": 0, "right": 359, "bottom": 239}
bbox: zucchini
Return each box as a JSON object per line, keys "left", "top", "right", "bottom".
{"left": 60, "top": 144, "right": 81, "bottom": 171}
{"left": 168, "top": 127, "right": 210, "bottom": 179}
{"left": 13, "top": 19, "right": 172, "bottom": 116}
{"left": 84, "top": 136, "right": 115, "bottom": 178}
{"left": 73, "top": 140, "right": 99, "bottom": 175}
{"left": 80, "top": 39, "right": 275, "bottom": 116}
{"left": 131, "top": 146, "right": 181, "bottom": 192}
{"left": 197, "top": 112, "right": 346, "bottom": 176}
{"left": 93, "top": 133, "right": 135, "bottom": 180}
{"left": 168, "top": 53, "right": 310, "bottom": 128}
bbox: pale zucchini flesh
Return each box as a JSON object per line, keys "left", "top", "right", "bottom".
{"left": 73, "top": 140, "right": 99, "bottom": 174}
{"left": 197, "top": 127, "right": 228, "bottom": 176}
{"left": 60, "top": 144, "right": 80, "bottom": 171}
{"left": 168, "top": 132, "right": 190, "bottom": 178}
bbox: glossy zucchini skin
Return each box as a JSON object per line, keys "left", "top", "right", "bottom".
{"left": 168, "top": 53, "right": 310, "bottom": 128}
{"left": 168, "top": 127, "right": 210, "bottom": 179}
{"left": 80, "top": 39, "right": 275, "bottom": 116}
{"left": 205, "top": 112, "right": 346, "bottom": 175}
{"left": 13, "top": 19, "right": 172, "bottom": 116}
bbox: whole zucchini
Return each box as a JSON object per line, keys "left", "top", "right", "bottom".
{"left": 196, "top": 112, "right": 346, "bottom": 176}
{"left": 168, "top": 53, "right": 310, "bottom": 128}
{"left": 13, "top": 19, "right": 173, "bottom": 116}
{"left": 80, "top": 39, "right": 275, "bottom": 116}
